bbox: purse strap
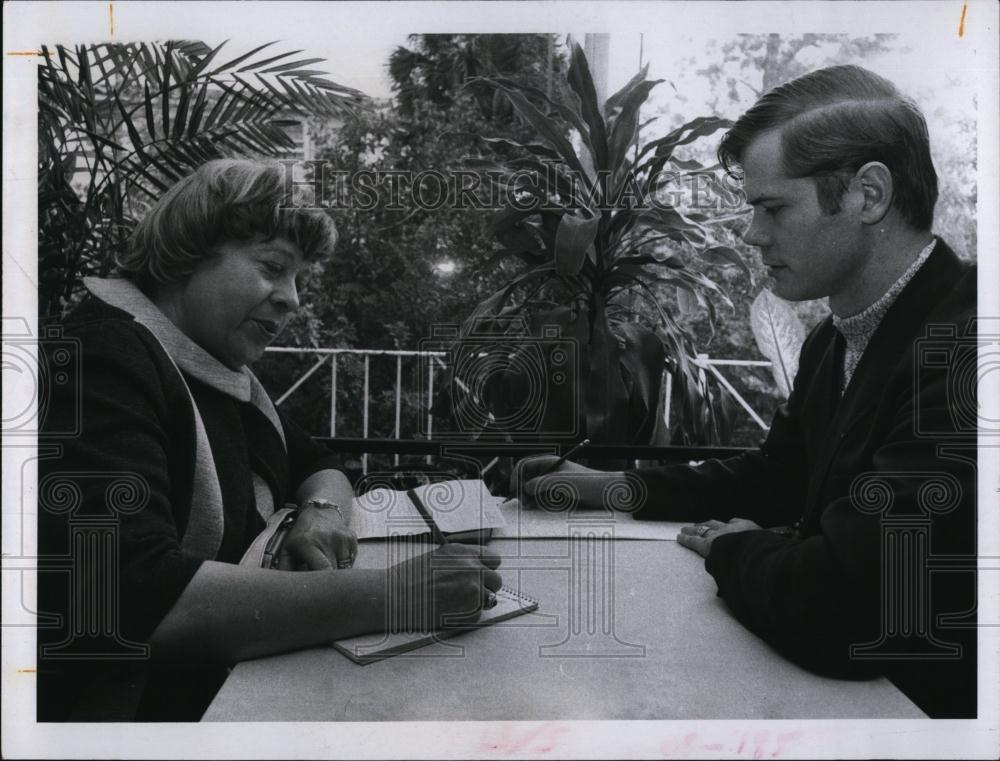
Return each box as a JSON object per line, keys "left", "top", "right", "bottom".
{"left": 239, "top": 506, "right": 298, "bottom": 568}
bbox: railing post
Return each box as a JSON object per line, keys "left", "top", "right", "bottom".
{"left": 363, "top": 354, "right": 370, "bottom": 475}
{"left": 394, "top": 355, "right": 402, "bottom": 467}
{"left": 704, "top": 362, "right": 770, "bottom": 431}
{"left": 663, "top": 368, "right": 672, "bottom": 432}
{"left": 696, "top": 353, "right": 709, "bottom": 386}
{"left": 275, "top": 355, "right": 328, "bottom": 406}
{"left": 329, "top": 354, "right": 337, "bottom": 438}
{"left": 265, "top": 347, "right": 776, "bottom": 452}
{"left": 426, "top": 359, "right": 434, "bottom": 465}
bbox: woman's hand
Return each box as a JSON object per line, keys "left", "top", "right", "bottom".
{"left": 278, "top": 500, "right": 359, "bottom": 571}
{"left": 511, "top": 455, "right": 627, "bottom": 511}
{"left": 388, "top": 544, "right": 502, "bottom": 630}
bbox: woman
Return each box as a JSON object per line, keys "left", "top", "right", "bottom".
{"left": 38, "top": 159, "right": 501, "bottom": 721}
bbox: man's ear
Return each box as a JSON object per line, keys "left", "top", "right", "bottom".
{"left": 853, "top": 161, "right": 893, "bottom": 225}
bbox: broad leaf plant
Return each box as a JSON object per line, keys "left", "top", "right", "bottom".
{"left": 452, "top": 41, "right": 748, "bottom": 446}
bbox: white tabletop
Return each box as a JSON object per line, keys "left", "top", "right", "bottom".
{"left": 203, "top": 536, "right": 925, "bottom": 721}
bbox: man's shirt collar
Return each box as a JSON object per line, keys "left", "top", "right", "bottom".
{"left": 831, "top": 238, "right": 937, "bottom": 390}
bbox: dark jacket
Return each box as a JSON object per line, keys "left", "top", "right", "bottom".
{"left": 37, "top": 293, "right": 342, "bottom": 721}
{"left": 633, "top": 240, "right": 977, "bottom": 718}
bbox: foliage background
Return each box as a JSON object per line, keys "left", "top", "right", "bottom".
{"left": 259, "top": 32, "right": 976, "bottom": 450}
{"left": 38, "top": 33, "right": 976, "bottom": 451}
{"left": 255, "top": 36, "right": 569, "bottom": 450}
{"left": 626, "top": 33, "right": 977, "bottom": 446}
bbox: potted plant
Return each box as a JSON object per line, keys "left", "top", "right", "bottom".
{"left": 439, "top": 40, "right": 748, "bottom": 448}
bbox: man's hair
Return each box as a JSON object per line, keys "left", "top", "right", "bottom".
{"left": 718, "top": 64, "right": 938, "bottom": 230}
{"left": 117, "top": 159, "right": 338, "bottom": 290}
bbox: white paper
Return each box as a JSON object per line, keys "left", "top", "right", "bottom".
{"left": 351, "top": 479, "right": 507, "bottom": 539}
{"left": 494, "top": 498, "right": 688, "bottom": 540}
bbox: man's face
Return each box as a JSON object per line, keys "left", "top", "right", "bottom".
{"left": 741, "top": 130, "right": 869, "bottom": 311}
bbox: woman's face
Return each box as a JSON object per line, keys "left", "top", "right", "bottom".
{"left": 167, "top": 236, "right": 307, "bottom": 369}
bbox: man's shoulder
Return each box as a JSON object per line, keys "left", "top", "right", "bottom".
{"left": 875, "top": 238, "right": 974, "bottom": 346}
{"left": 924, "top": 238, "right": 975, "bottom": 306}
{"left": 906, "top": 242, "right": 976, "bottom": 350}
{"left": 927, "top": 255, "right": 975, "bottom": 324}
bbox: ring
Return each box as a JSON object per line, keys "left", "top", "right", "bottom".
{"left": 696, "top": 525, "right": 711, "bottom": 537}
{"left": 484, "top": 592, "right": 498, "bottom": 610}
{"left": 337, "top": 558, "right": 354, "bottom": 569}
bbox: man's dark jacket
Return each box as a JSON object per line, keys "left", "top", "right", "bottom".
{"left": 634, "top": 240, "right": 977, "bottom": 718}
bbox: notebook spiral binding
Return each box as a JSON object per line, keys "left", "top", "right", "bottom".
{"left": 499, "top": 585, "right": 538, "bottom": 607}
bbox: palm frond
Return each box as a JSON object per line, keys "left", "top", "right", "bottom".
{"left": 37, "top": 40, "right": 370, "bottom": 317}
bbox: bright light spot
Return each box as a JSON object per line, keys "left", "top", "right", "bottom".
{"left": 435, "top": 260, "right": 457, "bottom": 275}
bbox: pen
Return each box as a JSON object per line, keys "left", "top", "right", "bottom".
{"left": 407, "top": 488, "right": 448, "bottom": 546}
{"left": 538, "top": 438, "right": 591, "bottom": 477}
{"left": 408, "top": 487, "right": 499, "bottom": 610}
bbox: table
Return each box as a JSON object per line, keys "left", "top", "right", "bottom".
{"left": 203, "top": 537, "right": 925, "bottom": 721}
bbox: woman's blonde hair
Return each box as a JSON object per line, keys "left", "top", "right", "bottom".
{"left": 117, "top": 159, "right": 337, "bottom": 290}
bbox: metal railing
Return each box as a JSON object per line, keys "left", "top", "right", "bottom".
{"left": 262, "top": 346, "right": 777, "bottom": 472}
{"left": 694, "top": 354, "right": 774, "bottom": 431}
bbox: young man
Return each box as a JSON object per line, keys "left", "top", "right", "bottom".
{"left": 517, "top": 65, "right": 977, "bottom": 718}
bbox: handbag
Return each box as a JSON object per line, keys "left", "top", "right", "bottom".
{"left": 239, "top": 506, "right": 298, "bottom": 568}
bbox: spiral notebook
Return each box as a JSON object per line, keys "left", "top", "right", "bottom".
{"left": 332, "top": 586, "right": 539, "bottom": 664}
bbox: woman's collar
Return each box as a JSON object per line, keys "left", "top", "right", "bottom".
{"left": 83, "top": 276, "right": 254, "bottom": 402}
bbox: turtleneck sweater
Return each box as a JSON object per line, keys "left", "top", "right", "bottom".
{"left": 831, "top": 238, "right": 936, "bottom": 392}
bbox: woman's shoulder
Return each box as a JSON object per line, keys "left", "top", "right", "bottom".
{"left": 59, "top": 295, "right": 159, "bottom": 351}
{"left": 50, "top": 296, "right": 186, "bottom": 396}
{"left": 59, "top": 293, "right": 140, "bottom": 331}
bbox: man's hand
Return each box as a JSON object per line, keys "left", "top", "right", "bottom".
{"left": 388, "top": 544, "right": 503, "bottom": 630}
{"left": 676, "top": 518, "right": 762, "bottom": 558}
{"left": 278, "top": 500, "right": 359, "bottom": 571}
{"left": 511, "top": 455, "right": 626, "bottom": 511}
